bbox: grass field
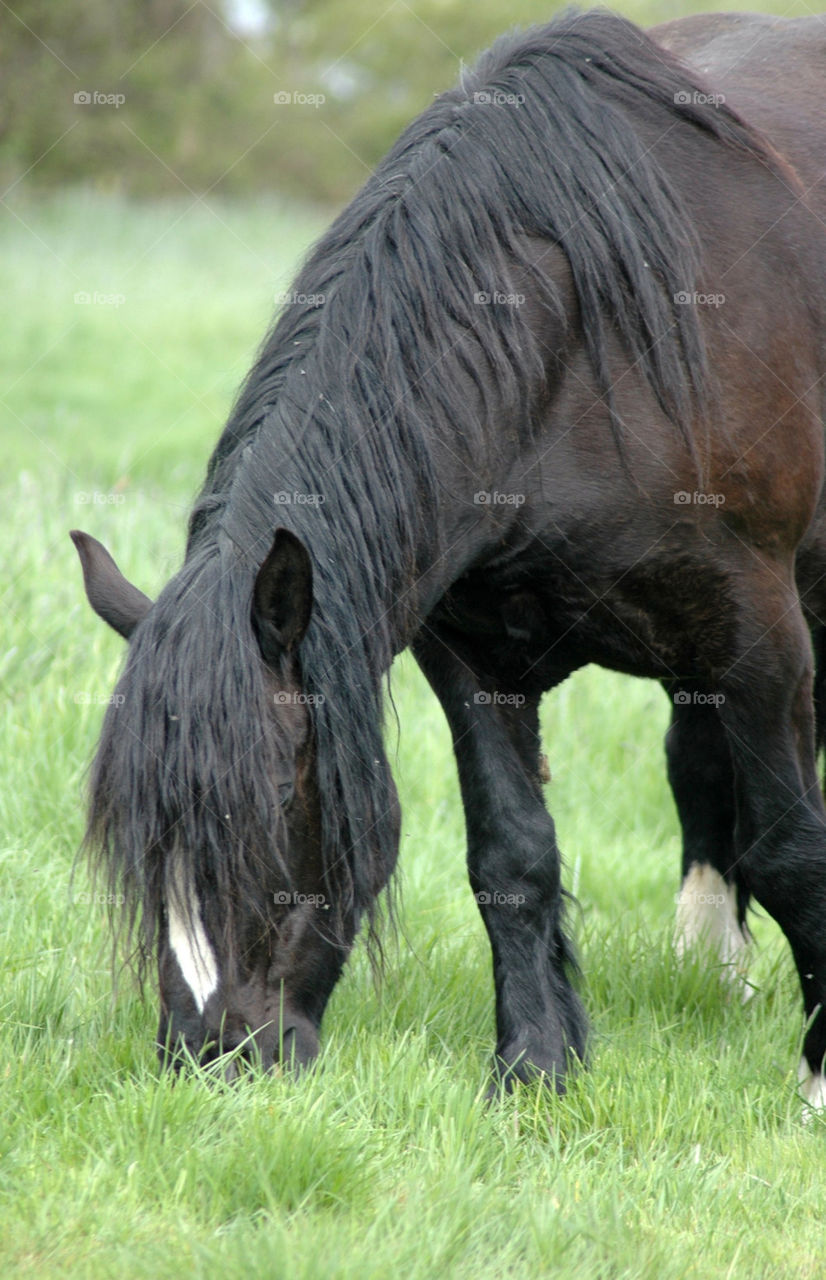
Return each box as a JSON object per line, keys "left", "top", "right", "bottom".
{"left": 1, "top": 185, "right": 824, "bottom": 1280}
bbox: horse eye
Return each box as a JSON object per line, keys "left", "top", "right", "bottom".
{"left": 277, "top": 780, "right": 294, "bottom": 809}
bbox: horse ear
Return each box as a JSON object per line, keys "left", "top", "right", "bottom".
{"left": 252, "top": 528, "right": 313, "bottom": 660}
{"left": 70, "top": 530, "right": 153, "bottom": 640}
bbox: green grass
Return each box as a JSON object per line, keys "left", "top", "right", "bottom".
{"left": 1, "top": 187, "right": 824, "bottom": 1280}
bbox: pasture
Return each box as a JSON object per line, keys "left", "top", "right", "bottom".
{"left": 1, "top": 188, "right": 823, "bottom": 1278}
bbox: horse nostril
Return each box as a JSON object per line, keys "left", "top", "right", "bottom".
{"left": 277, "top": 1020, "right": 320, "bottom": 1071}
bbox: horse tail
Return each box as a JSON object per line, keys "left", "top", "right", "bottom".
{"left": 813, "top": 623, "right": 826, "bottom": 786}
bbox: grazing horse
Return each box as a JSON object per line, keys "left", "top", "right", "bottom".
{"left": 73, "top": 9, "right": 826, "bottom": 1102}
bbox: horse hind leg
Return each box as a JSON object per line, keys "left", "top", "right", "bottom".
{"left": 663, "top": 687, "right": 753, "bottom": 995}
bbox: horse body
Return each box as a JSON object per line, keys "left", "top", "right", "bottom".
{"left": 74, "top": 10, "right": 826, "bottom": 1099}
{"left": 416, "top": 114, "right": 826, "bottom": 1080}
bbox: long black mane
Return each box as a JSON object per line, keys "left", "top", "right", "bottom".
{"left": 86, "top": 9, "right": 779, "bottom": 973}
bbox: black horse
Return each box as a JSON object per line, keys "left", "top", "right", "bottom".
{"left": 73, "top": 9, "right": 826, "bottom": 1103}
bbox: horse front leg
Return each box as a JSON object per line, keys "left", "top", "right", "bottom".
{"left": 413, "top": 627, "right": 587, "bottom": 1092}
{"left": 711, "top": 573, "right": 826, "bottom": 1111}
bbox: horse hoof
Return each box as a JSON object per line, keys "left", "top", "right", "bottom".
{"left": 486, "top": 1048, "right": 569, "bottom": 1099}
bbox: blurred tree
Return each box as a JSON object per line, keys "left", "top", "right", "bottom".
{"left": 0, "top": 0, "right": 732, "bottom": 205}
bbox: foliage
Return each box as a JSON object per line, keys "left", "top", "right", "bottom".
{"left": 2, "top": 0, "right": 817, "bottom": 204}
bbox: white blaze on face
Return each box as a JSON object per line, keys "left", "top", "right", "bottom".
{"left": 674, "top": 862, "right": 751, "bottom": 994}
{"left": 166, "top": 860, "right": 219, "bottom": 1013}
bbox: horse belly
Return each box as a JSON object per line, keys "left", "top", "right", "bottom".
{"left": 525, "top": 546, "right": 738, "bottom": 684}
{"left": 440, "top": 520, "right": 742, "bottom": 690}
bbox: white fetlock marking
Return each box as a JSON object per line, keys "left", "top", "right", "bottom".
{"left": 674, "top": 863, "right": 751, "bottom": 994}
{"left": 798, "top": 1057, "right": 826, "bottom": 1122}
{"left": 167, "top": 861, "right": 219, "bottom": 1013}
